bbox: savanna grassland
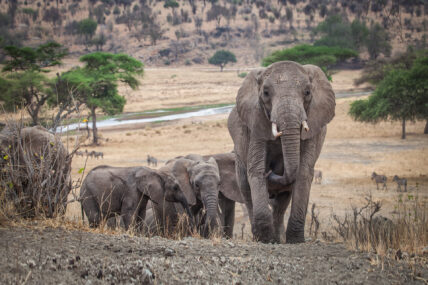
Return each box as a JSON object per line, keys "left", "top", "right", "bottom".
{"left": 65, "top": 67, "right": 428, "bottom": 241}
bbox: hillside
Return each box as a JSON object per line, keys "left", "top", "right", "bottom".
{"left": 1, "top": 0, "right": 426, "bottom": 66}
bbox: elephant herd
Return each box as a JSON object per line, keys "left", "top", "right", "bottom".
{"left": 80, "top": 61, "right": 337, "bottom": 244}
{"left": 80, "top": 153, "right": 243, "bottom": 238}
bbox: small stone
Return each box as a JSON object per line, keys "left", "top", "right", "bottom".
{"left": 97, "top": 269, "right": 103, "bottom": 279}
{"left": 422, "top": 246, "right": 428, "bottom": 255}
{"left": 164, "top": 248, "right": 175, "bottom": 257}
{"left": 75, "top": 256, "right": 81, "bottom": 262}
{"left": 27, "top": 259, "right": 36, "bottom": 268}
{"left": 68, "top": 259, "right": 74, "bottom": 265}
{"left": 80, "top": 269, "right": 89, "bottom": 279}
{"left": 141, "top": 268, "right": 154, "bottom": 284}
{"left": 227, "top": 242, "right": 235, "bottom": 248}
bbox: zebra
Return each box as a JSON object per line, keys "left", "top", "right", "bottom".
{"left": 147, "top": 155, "right": 158, "bottom": 167}
{"left": 371, "top": 172, "right": 387, "bottom": 190}
{"left": 393, "top": 175, "right": 407, "bottom": 192}
{"left": 94, "top": 152, "right": 104, "bottom": 159}
{"left": 76, "top": 151, "right": 84, "bottom": 157}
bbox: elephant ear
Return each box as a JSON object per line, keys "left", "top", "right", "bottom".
{"left": 211, "top": 153, "right": 244, "bottom": 203}
{"left": 236, "top": 68, "right": 265, "bottom": 127}
{"left": 302, "top": 64, "right": 336, "bottom": 140}
{"left": 171, "top": 158, "right": 197, "bottom": 206}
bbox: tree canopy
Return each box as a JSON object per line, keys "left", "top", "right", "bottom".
{"left": 261, "top": 44, "right": 358, "bottom": 80}
{"left": 349, "top": 55, "right": 428, "bottom": 139}
{"left": 208, "top": 50, "right": 236, "bottom": 71}
{"left": 51, "top": 52, "right": 144, "bottom": 144}
{"left": 0, "top": 42, "right": 67, "bottom": 125}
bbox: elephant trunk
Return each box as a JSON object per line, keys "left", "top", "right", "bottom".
{"left": 202, "top": 193, "right": 219, "bottom": 237}
{"left": 268, "top": 101, "right": 302, "bottom": 187}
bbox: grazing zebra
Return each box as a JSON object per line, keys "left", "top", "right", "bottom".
{"left": 94, "top": 152, "right": 104, "bottom": 159}
{"left": 76, "top": 151, "right": 84, "bottom": 157}
{"left": 371, "top": 172, "right": 387, "bottom": 190}
{"left": 314, "top": 170, "right": 323, "bottom": 184}
{"left": 393, "top": 175, "right": 407, "bottom": 192}
{"left": 147, "top": 155, "right": 158, "bottom": 167}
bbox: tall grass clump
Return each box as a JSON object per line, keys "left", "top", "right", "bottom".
{"left": 332, "top": 191, "right": 427, "bottom": 256}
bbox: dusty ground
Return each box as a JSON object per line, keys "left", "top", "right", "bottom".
{"left": 1, "top": 226, "right": 426, "bottom": 284}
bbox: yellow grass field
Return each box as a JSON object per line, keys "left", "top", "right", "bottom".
{"left": 58, "top": 67, "right": 428, "bottom": 237}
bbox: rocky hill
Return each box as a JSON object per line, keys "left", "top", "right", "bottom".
{"left": 1, "top": 0, "right": 426, "bottom": 66}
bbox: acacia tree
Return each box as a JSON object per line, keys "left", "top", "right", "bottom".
{"left": 208, "top": 50, "right": 236, "bottom": 71}
{"left": 51, "top": 52, "right": 144, "bottom": 144}
{"left": 0, "top": 42, "right": 67, "bottom": 125}
{"left": 349, "top": 56, "right": 428, "bottom": 139}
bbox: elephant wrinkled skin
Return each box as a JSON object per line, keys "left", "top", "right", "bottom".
{"left": 227, "top": 61, "right": 335, "bottom": 243}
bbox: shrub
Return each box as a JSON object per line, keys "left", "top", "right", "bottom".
{"left": 238, "top": 72, "right": 247, "bottom": 78}
{"left": 0, "top": 122, "right": 73, "bottom": 219}
{"left": 185, "top": 59, "right": 191, "bottom": 66}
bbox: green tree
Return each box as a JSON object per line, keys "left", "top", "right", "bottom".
{"left": 164, "top": 0, "right": 179, "bottom": 10}
{"left": 51, "top": 52, "right": 144, "bottom": 144}
{"left": 2, "top": 42, "right": 67, "bottom": 72}
{"left": 208, "top": 50, "right": 236, "bottom": 71}
{"left": 78, "top": 18, "right": 98, "bottom": 49}
{"left": 0, "top": 71, "right": 51, "bottom": 125}
{"left": 366, "top": 23, "right": 391, "bottom": 60}
{"left": 349, "top": 56, "right": 428, "bottom": 139}
{"left": 261, "top": 44, "right": 358, "bottom": 80}
{"left": 0, "top": 42, "right": 67, "bottom": 125}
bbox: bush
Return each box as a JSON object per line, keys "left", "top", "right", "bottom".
{"left": 0, "top": 123, "right": 73, "bottom": 219}
{"left": 238, "top": 72, "right": 247, "bottom": 78}
{"left": 185, "top": 59, "right": 191, "bottom": 66}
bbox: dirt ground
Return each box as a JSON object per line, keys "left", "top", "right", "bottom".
{"left": 1, "top": 226, "right": 426, "bottom": 284}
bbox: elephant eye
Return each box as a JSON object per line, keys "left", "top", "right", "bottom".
{"left": 263, "top": 90, "right": 269, "bottom": 97}
{"left": 173, "top": 185, "right": 179, "bottom": 191}
{"left": 304, "top": 89, "right": 311, "bottom": 96}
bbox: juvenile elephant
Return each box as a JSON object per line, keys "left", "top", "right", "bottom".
{"left": 151, "top": 156, "right": 222, "bottom": 237}
{"left": 227, "top": 61, "right": 335, "bottom": 243}
{"left": 79, "top": 165, "right": 191, "bottom": 230}
{"left": 150, "top": 153, "right": 244, "bottom": 238}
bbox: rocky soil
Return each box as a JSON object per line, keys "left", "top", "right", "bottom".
{"left": 0, "top": 226, "right": 426, "bottom": 284}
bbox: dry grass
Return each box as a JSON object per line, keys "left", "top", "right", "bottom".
{"left": 331, "top": 190, "right": 427, "bottom": 257}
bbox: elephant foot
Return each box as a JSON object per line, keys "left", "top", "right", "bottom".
{"left": 285, "top": 230, "right": 305, "bottom": 244}
{"left": 252, "top": 218, "right": 277, "bottom": 243}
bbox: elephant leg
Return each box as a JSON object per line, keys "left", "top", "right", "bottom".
{"left": 235, "top": 156, "right": 253, "bottom": 226}
{"left": 81, "top": 196, "right": 101, "bottom": 228}
{"left": 120, "top": 197, "right": 138, "bottom": 230}
{"left": 219, "top": 193, "right": 235, "bottom": 239}
{"left": 135, "top": 197, "right": 149, "bottom": 232}
{"left": 286, "top": 128, "right": 325, "bottom": 244}
{"left": 272, "top": 191, "right": 292, "bottom": 243}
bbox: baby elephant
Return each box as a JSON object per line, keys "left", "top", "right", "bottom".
{"left": 371, "top": 172, "right": 387, "bottom": 190}
{"left": 79, "top": 165, "right": 192, "bottom": 230}
{"left": 393, "top": 175, "right": 407, "bottom": 192}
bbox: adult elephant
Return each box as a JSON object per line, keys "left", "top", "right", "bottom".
{"left": 79, "top": 165, "right": 192, "bottom": 230}
{"left": 227, "top": 61, "right": 335, "bottom": 243}
{"left": 0, "top": 124, "right": 71, "bottom": 218}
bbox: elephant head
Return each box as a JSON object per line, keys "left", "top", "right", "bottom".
{"left": 133, "top": 168, "right": 193, "bottom": 222}
{"left": 237, "top": 61, "right": 335, "bottom": 187}
{"left": 171, "top": 157, "right": 221, "bottom": 237}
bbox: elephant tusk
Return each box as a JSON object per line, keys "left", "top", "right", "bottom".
{"left": 272, "top": 123, "right": 282, "bottom": 138}
{"left": 302, "top": 121, "right": 309, "bottom": 132}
